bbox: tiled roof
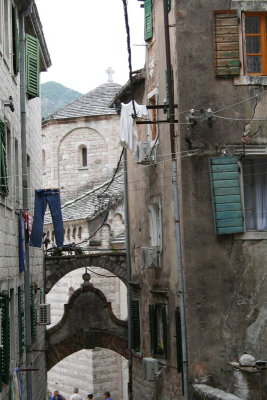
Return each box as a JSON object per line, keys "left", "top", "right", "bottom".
{"left": 48, "top": 82, "right": 122, "bottom": 119}
{"left": 44, "top": 172, "right": 124, "bottom": 224}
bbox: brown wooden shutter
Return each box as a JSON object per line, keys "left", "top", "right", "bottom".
{"left": 213, "top": 10, "right": 240, "bottom": 77}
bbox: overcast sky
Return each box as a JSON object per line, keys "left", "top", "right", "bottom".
{"left": 35, "top": 0, "right": 145, "bottom": 94}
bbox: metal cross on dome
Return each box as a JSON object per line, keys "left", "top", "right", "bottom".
{"left": 106, "top": 67, "right": 114, "bottom": 82}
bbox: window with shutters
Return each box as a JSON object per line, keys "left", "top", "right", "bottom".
{"left": 214, "top": 9, "right": 267, "bottom": 82}
{"left": 213, "top": 10, "right": 241, "bottom": 77}
{"left": 25, "top": 34, "right": 40, "bottom": 98}
{"left": 30, "top": 286, "right": 37, "bottom": 343}
{"left": 210, "top": 155, "right": 267, "bottom": 234}
{"left": 131, "top": 300, "right": 141, "bottom": 352}
{"left": 175, "top": 308, "right": 183, "bottom": 373}
{"left": 3, "top": 0, "right": 10, "bottom": 61}
{"left": 0, "top": 119, "right": 8, "bottom": 197}
{"left": 0, "top": 293, "right": 10, "bottom": 387}
{"left": 11, "top": 5, "right": 19, "bottom": 75}
{"left": 149, "top": 303, "right": 168, "bottom": 359}
{"left": 18, "top": 287, "right": 25, "bottom": 356}
{"left": 144, "top": 0, "right": 153, "bottom": 41}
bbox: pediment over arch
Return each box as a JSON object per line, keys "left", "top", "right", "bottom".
{"left": 46, "top": 284, "right": 128, "bottom": 370}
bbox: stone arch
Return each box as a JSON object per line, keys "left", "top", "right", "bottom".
{"left": 45, "top": 252, "right": 127, "bottom": 293}
{"left": 46, "top": 285, "right": 128, "bottom": 370}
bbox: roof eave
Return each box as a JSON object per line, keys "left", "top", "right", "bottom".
{"left": 109, "top": 70, "right": 146, "bottom": 108}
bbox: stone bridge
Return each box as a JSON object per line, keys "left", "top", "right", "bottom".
{"left": 46, "top": 282, "right": 128, "bottom": 370}
{"left": 45, "top": 251, "right": 127, "bottom": 293}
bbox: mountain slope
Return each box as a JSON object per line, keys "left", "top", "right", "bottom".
{"left": 41, "top": 81, "right": 82, "bottom": 118}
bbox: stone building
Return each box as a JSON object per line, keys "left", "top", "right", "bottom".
{"left": 0, "top": 0, "right": 51, "bottom": 399}
{"left": 114, "top": 0, "right": 267, "bottom": 399}
{"left": 42, "top": 80, "right": 129, "bottom": 400}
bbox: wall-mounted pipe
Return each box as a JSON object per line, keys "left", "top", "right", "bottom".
{"left": 19, "top": 6, "right": 33, "bottom": 399}
{"left": 163, "top": 0, "right": 189, "bottom": 398}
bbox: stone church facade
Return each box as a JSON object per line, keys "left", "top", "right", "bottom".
{"left": 42, "top": 81, "right": 128, "bottom": 400}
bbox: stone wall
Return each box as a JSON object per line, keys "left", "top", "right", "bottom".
{"left": 42, "top": 115, "right": 121, "bottom": 199}
{"left": 0, "top": 24, "right": 46, "bottom": 399}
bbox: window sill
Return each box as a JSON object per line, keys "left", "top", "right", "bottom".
{"left": 235, "top": 231, "right": 267, "bottom": 240}
{"left": 78, "top": 167, "right": 88, "bottom": 170}
{"left": 234, "top": 75, "right": 267, "bottom": 86}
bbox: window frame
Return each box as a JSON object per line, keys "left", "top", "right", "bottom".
{"left": 241, "top": 156, "right": 267, "bottom": 232}
{"left": 149, "top": 200, "right": 162, "bottom": 250}
{"left": 231, "top": 2, "right": 267, "bottom": 85}
{"left": 147, "top": 88, "right": 159, "bottom": 142}
{"left": 243, "top": 12, "right": 267, "bottom": 76}
{"left": 149, "top": 302, "right": 168, "bottom": 359}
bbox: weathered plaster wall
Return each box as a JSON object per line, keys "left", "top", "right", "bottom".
{"left": 127, "top": 1, "right": 183, "bottom": 399}
{"left": 174, "top": 0, "right": 267, "bottom": 398}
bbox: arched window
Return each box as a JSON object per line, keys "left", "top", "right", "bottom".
{"left": 78, "top": 226, "right": 82, "bottom": 239}
{"left": 72, "top": 227, "right": 76, "bottom": 240}
{"left": 82, "top": 147, "right": 87, "bottom": 167}
{"left": 67, "top": 228, "right": 71, "bottom": 241}
{"left": 51, "top": 231, "right": 55, "bottom": 242}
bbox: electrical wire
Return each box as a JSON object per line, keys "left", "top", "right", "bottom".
{"left": 212, "top": 91, "right": 265, "bottom": 115}
{"left": 121, "top": 0, "right": 137, "bottom": 117}
{"left": 211, "top": 113, "right": 267, "bottom": 122}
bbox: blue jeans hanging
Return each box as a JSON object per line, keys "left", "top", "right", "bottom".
{"left": 30, "top": 189, "right": 64, "bottom": 248}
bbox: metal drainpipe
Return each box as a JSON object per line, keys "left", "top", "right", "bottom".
{"left": 163, "top": 0, "right": 189, "bottom": 398}
{"left": 123, "top": 149, "right": 133, "bottom": 400}
{"left": 19, "top": 5, "right": 33, "bottom": 399}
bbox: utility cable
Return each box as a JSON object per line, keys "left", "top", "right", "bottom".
{"left": 121, "top": 0, "right": 137, "bottom": 117}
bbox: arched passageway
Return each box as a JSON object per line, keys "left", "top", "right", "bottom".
{"left": 45, "top": 251, "right": 127, "bottom": 293}
{"left": 46, "top": 283, "right": 128, "bottom": 370}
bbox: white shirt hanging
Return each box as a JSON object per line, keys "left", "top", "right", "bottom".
{"left": 120, "top": 101, "right": 147, "bottom": 154}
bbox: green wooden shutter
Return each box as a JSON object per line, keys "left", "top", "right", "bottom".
{"left": 149, "top": 304, "right": 156, "bottom": 354}
{"left": 144, "top": 0, "right": 153, "bottom": 41}
{"left": 0, "top": 293, "right": 10, "bottom": 386}
{"left": 18, "top": 287, "right": 25, "bottom": 355}
{"left": 30, "top": 287, "right": 37, "bottom": 342}
{"left": 213, "top": 10, "right": 240, "bottom": 76}
{"left": 175, "top": 308, "right": 183, "bottom": 373}
{"left": 0, "top": 119, "right": 8, "bottom": 197}
{"left": 167, "top": 0, "right": 171, "bottom": 12}
{"left": 12, "top": 6, "right": 19, "bottom": 75}
{"left": 132, "top": 300, "right": 141, "bottom": 352}
{"left": 210, "top": 156, "right": 244, "bottom": 234}
{"left": 161, "top": 305, "right": 168, "bottom": 358}
{"left": 25, "top": 34, "right": 40, "bottom": 98}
